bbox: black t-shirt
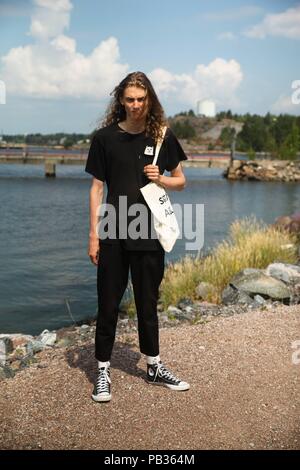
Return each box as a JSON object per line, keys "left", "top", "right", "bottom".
{"left": 85, "top": 122, "right": 187, "bottom": 250}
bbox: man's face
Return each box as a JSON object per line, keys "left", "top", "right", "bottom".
{"left": 120, "top": 86, "right": 149, "bottom": 121}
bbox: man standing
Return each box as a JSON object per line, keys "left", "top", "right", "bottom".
{"left": 85, "top": 71, "right": 190, "bottom": 402}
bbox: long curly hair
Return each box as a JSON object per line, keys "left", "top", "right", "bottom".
{"left": 101, "top": 71, "right": 168, "bottom": 141}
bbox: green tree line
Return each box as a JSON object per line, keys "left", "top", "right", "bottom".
{"left": 2, "top": 133, "right": 89, "bottom": 148}
{"left": 234, "top": 113, "right": 300, "bottom": 160}
{"left": 170, "top": 110, "right": 300, "bottom": 160}
{"left": 2, "top": 111, "right": 300, "bottom": 159}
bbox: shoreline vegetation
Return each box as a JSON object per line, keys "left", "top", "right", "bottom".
{"left": 123, "top": 216, "right": 299, "bottom": 315}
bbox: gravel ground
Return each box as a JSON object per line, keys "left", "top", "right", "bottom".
{"left": 0, "top": 304, "right": 299, "bottom": 450}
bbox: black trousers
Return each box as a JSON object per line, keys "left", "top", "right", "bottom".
{"left": 95, "top": 242, "right": 165, "bottom": 362}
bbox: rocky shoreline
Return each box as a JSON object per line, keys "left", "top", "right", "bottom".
{"left": 224, "top": 159, "right": 300, "bottom": 181}
{"left": 1, "top": 261, "right": 300, "bottom": 381}
{"left": 0, "top": 299, "right": 294, "bottom": 381}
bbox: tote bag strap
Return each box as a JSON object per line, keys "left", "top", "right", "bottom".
{"left": 152, "top": 126, "right": 167, "bottom": 166}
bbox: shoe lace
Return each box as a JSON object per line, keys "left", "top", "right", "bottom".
{"left": 96, "top": 367, "right": 111, "bottom": 393}
{"left": 154, "top": 362, "right": 180, "bottom": 384}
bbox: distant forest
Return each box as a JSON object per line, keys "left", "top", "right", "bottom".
{"left": 2, "top": 110, "right": 300, "bottom": 160}
{"left": 169, "top": 110, "right": 300, "bottom": 160}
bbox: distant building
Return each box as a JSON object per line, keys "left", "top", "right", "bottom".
{"left": 197, "top": 100, "right": 216, "bottom": 117}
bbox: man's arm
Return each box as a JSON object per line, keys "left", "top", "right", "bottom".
{"left": 88, "top": 177, "right": 104, "bottom": 265}
{"left": 143, "top": 163, "right": 186, "bottom": 191}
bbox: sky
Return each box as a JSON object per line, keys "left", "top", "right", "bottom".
{"left": 0, "top": 0, "right": 300, "bottom": 134}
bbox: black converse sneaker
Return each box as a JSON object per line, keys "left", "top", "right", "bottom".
{"left": 92, "top": 364, "right": 112, "bottom": 402}
{"left": 147, "top": 361, "right": 190, "bottom": 391}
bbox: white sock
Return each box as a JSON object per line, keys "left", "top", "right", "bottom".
{"left": 98, "top": 360, "right": 110, "bottom": 368}
{"left": 146, "top": 355, "right": 160, "bottom": 365}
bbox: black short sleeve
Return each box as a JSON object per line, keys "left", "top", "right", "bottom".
{"left": 85, "top": 134, "right": 106, "bottom": 182}
{"left": 165, "top": 128, "right": 188, "bottom": 172}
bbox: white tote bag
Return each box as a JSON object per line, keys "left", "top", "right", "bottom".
{"left": 140, "top": 127, "right": 180, "bottom": 252}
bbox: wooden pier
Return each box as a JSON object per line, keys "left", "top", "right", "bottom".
{"left": 0, "top": 151, "right": 231, "bottom": 176}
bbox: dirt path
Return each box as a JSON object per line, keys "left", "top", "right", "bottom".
{"left": 0, "top": 305, "right": 299, "bottom": 450}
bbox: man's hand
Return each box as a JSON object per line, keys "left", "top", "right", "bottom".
{"left": 143, "top": 163, "right": 186, "bottom": 191}
{"left": 143, "top": 164, "right": 161, "bottom": 183}
{"left": 88, "top": 235, "right": 100, "bottom": 265}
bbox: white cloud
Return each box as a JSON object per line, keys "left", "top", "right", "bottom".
{"left": 203, "top": 6, "right": 263, "bottom": 22}
{"left": 51, "top": 35, "right": 76, "bottom": 54}
{"left": 245, "top": 5, "right": 300, "bottom": 39}
{"left": 1, "top": 36, "right": 129, "bottom": 99}
{"left": 0, "top": 0, "right": 129, "bottom": 99}
{"left": 0, "top": 0, "right": 243, "bottom": 113}
{"left": 34, "top": 0, "right": 72, "bottom": 12}
{"left": 29, "top": 0, "right": 73, "bottom": 39}
{"left": 149, "top": 58, "right": 243, "bottom": 112}
{"left": 272, "top": 94, "right": 300, "bottom": 114}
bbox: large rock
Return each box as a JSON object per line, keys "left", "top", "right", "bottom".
{"left": 0, "top": 338, "right": 14, "bottom": 365}
{"left": 231, "top": 160, "right": 242, "bottom": 170}
{"left": 0, "top": 334, "right": 34, "bottom": 349}
{"left": 222, "top": 285, "right": 254, "bottom": 305}
{"left": 167, "top": 305, "right": 191, "bottom": 321}
{"left": 266, "top": 263, "right": 300, "bottom": 284}
{"left": 37, "top": 329, "right": 57, "bottom": 346}
{"left": 226, "top": 268, "right": 291, "bottom": 301}
{"left": 195, "top": 282, "right": 215, "bottom": 300}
